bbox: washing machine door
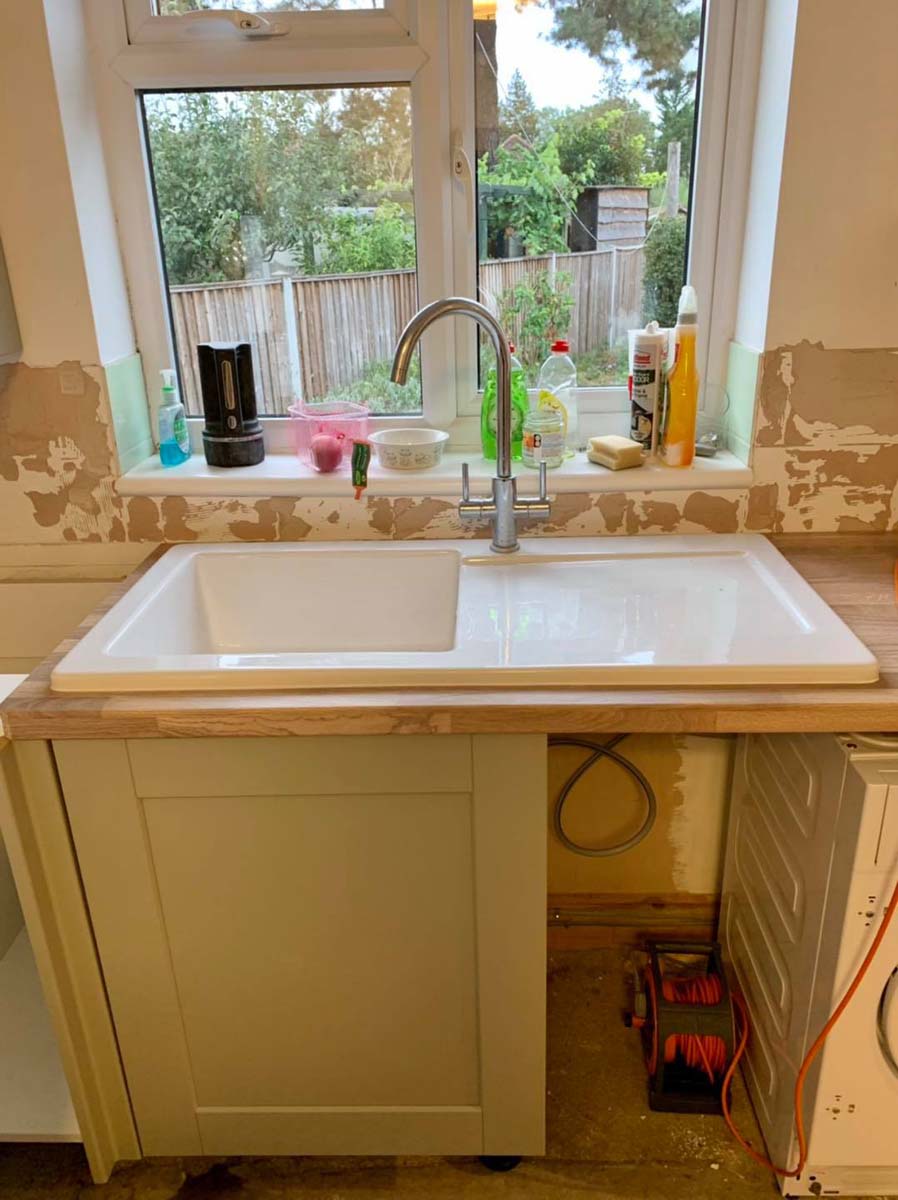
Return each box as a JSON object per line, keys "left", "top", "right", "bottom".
{"left": 877, "top": 965, "right": 898, "bottom": 1079}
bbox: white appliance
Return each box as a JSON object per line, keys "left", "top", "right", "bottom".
{"left": 721, "top": 733, "right": 898, "bottom": 1197}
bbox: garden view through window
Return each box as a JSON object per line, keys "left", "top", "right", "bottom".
{"left": 141, "top": 1, "right": 701, "bottom": 419}
{"left": 142, "top": 85, "right": 421, "bottom": 417}
{"left": 474, "top": 0, "right": 700, "bottom": 388}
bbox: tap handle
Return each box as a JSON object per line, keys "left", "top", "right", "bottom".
{"left": 461, "top": 461, "right": 471, "bottom": 502}
{"left": 538, "top": 460, "right": 548, "bottom": 501}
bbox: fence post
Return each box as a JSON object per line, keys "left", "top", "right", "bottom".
{"left": 607, "top": 247, "right": 618, "bottom": 347}
{"left": 665, "top": 141, "right": 681, "bottom": 219}
{"left": 282, "top": 276, "right": 304, "bottom": 403}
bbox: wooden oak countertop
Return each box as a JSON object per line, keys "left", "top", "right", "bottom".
{"left": 3, "top": 534, "right": 898, "bottom": 741}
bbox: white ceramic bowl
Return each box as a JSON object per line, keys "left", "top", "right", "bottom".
{"left": 369, "top": 427, "right": 450, "bottom": 470}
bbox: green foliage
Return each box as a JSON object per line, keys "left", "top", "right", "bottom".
{"left": 479, "top": 139, "right": 582, "bottom": 257}
{"left": 144, "top": 86, "right": 413, "bottom": 286}
{"left": 497, "top": 270, "right": 574, "bottom": 375}
{"left": 318, "top": 354, "right": 422, "bottom": 415}
{"left": 652, "top": 74, "right": 696, "bottom": 176}
{"left": 639, "top": 170, "right": 665, "bottom": 191}
{"left": 643, "top": 215, "right": 687, "bottom": 327}
{"left": 546, "top": 0, "right": 701, "bottom": 91}
{"left": 339, "top": 87, "right": 413, "bottom": 191}
{"left": 499, "top": 70, "right": 541, "bottom": 144}
{"left": 555, "top": 103, "right": 654, "bottom": 186}
{"left": 318, "top": 203, "right": 416, "bottom": 275}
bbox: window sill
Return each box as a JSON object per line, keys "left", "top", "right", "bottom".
{"left": 116, "top": 449, "right": 751, "bottom": 499}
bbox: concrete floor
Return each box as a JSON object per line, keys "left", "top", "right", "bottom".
{"left": 0, "top": 949, "right": 856, "bottom": 1199}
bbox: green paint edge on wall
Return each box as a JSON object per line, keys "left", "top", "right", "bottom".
{"left": 725, "top": 341, "right": 760, "bottom": 462}
{"left": 106, "top": 353, "right": 154, "bottom": 473}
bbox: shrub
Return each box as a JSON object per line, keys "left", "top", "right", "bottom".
{"left": 317, "top": 202, "right": 416, "bottom": 276}
{"left": 496, "top": 269, "right": 574, "bottom": 377}
{"left": 317, "top": 354, "right": 421, "bottom": 416}
{"left": 642, "top": 215, "right": 687, "bottom": 328}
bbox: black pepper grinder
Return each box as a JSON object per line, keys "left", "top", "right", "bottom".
{"left": 197, "top": 342, "right": 265, "bottom": 467}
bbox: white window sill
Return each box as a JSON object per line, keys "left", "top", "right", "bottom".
{"left": 116, "top": 449, "right": 751, "bottom": 499}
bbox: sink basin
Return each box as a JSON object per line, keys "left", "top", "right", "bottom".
{"left": 50, "top": 535, "right": 878, "bottom": 692}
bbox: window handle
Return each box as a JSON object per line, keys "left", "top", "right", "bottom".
{"left": 176, "top": 10, "right": 288, "bottom": 37}
{"left": 461, "top": 461, "right": 471, "bottom": 503}
{"left": 451, "top": 134, "right": 475, "bottom": 233}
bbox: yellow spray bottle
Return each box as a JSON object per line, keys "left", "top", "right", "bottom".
{"left": 662, "top": 284, "right": 699, "bottom": 468}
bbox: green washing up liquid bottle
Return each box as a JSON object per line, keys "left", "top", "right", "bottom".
{"left": 481, "top": 344, "right": 529, "bottom": 460}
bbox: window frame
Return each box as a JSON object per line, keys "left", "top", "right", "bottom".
{"left": 122, "top": 0, "right": 413, "bottom": 45}
{"left": 88, "top": 0, "right": 756, "bottom": 456}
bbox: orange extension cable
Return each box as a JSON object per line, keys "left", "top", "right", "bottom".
{"left": 653, "top": 973, "right": 729, "bottom": 1082}
{"left": 721, "top": 872, "right": 898, "bottom": 1178}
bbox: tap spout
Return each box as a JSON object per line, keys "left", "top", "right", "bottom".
{"left": 390, "top": 297, "right": 513, "bottom": 480}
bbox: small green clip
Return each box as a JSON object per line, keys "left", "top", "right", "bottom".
{"left": 351, "top": 441, "right": 371, "bottom": 500}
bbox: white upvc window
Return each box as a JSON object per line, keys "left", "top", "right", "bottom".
{"left": 87, "top": 0, "right": 755, "bottom": 455}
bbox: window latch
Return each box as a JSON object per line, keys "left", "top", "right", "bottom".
{"left": 176, "top": 10, "right": 288, "bottom": 38}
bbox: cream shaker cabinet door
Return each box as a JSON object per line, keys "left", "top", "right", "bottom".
{"left": 54, "top": 735, "right": 546, "bottom": 1160}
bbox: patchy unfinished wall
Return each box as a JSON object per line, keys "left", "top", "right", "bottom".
{"left": 0, "top": 362, "right": 123, "bottom": 543}
{"left": 4, "top": 340, "right": 898, "bottom": 546}
{"left": 751, "top": 342, "right": 898, "bottom": 534}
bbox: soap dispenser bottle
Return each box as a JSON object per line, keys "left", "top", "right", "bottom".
{"left": 158, "top": 369, "right": 191, "bottom": 467}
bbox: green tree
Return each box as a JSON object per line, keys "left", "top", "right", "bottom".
{"left": 479, "top": 138, "right": 582, "bottom": 256}
{"left": 546, "top": 0, "right": 701, "bottom": 91}
{"left": 499, "top": 70, "right": 541, "bottom": 145}
{"left": 555, "top": 102, "right": 654, "bottom": 185}
{"left": 145, "top": 92, "right": 256, "bottom": 284}
{"left": 653, "top": 74, "right": 696, "bottom": 177}
{"left": 144, "top": 86, "right": 415, "bottom": 285}
{"left": 643, "top": 214, "right": 687, "bottom": 327}
{"left": 340, "top": 86, "right": 414, "bottom": 193}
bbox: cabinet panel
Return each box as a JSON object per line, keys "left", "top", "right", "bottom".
{"left": 53, "top": 740, "right": 202, "bottom": 1155}
{"left": 55, "top": 734, "right": 547, "bottom": 1159}
{"left": 197, "top": 1107, "right": 483, "bottom": 1157}
{"left": 127, "top": 736, "right": 472, "bottom": 798}
{"left": 144, "top": 791, "right": 479, "bottom": 1107}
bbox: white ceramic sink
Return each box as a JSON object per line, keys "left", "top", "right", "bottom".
{"left": 50, "top": 535, "right": 878, "bottom": 692}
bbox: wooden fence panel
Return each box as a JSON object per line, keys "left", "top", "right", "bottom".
{"left": 169, "top": 248, "right": 644, "bottom": 415}
{"left": 170, "top": 280, "right": 291, "bottom": 416}
{"left": 294, "top": 269, "right": 417, "bottom": 402}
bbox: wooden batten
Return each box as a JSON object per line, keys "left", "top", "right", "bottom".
{"left": 547, "top": 892, "right": 718, "bottom": 951}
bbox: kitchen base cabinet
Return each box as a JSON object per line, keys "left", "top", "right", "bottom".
{"left": 53, "top": 734, "right": 547, "bottom": 1160}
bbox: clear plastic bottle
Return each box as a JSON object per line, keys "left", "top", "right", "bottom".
{"left": 158, "top": 369, "right": 190, "bottom": 467}
{"left": 480, "top": 342, "right": 529, "bottom": 461}
{"left": 537, "top": 339, "right": 580, "bottom": 454}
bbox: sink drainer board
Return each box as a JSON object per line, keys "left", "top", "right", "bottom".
{"left": 50, "top": 535, "right": 878, "bottom": 693}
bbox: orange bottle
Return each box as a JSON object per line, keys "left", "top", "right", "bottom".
{"left": 662, "top": 285, "right": 699, "bottom": 468}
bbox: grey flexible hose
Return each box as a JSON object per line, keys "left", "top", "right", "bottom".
{"left": 876, "top": 966, "right": 898, "bottom": 1080}
{"left": 549, "top": 734, "right": 657, "bottom": 857}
